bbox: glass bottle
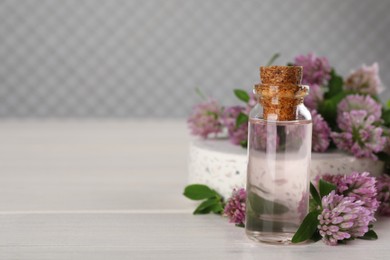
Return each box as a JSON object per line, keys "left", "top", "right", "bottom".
{"left": 245, "top": 66, "right": 312, "bottom": 244}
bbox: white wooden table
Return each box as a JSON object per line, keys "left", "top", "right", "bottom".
{"left": 0, "top": 120, "right": 389, "bottom": 259}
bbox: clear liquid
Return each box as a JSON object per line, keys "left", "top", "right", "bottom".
{"left": 246, "top": 118, "right": 312, "bottom": 244}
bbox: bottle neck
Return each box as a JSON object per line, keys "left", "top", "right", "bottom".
{"left": 255, "top": 83, "right": 308, "bottom": 121}
{"left": 260, "top": 96, "right": 304, "bottom": 121}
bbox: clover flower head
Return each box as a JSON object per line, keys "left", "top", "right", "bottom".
{"left": 224, "top": 188, "right": 246, "bottom": 225}
{"left": 338, "top": 94, "right": 382, "bottom": 122}
{"left": 304, "top": 84, "right": 324, "bottom": 111}
{"left": 376, "top": 174, "right": 390, "bottom": 216}
{"left": 311, "top": 110, "right": 331, "bottom": 152}
{"left": 318, "top": 172, "right": 379, "bottom": 217}
{"left": 331, "top": 110, "right": 386, "bottom": 160}
{"left": 337, "top": 172, "right": 379, "bottom": 216}
{"left": 221, "top": 106, "right": 248, "bottom": 145}
{"left": 294, "top": 53, "right": 331, "bottom": 85}
{"left": 345, "top": 63, "right": 384, "bottom": 95}
{"left": 318, "top": 191, "right": 374, "bottom": 246}
{"left": 187, "top": 99, "right": 223, "bottom": 138}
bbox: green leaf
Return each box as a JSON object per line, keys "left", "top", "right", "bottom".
{"left": 370, "top": 94, "right": 381, "bottom": 103}
{"left": 358, "top": 230, "right": 378, "bottom": 240}
{"left": 318, "top": 91, "right": 348, "bottom": 129}
{"left": 240, "top": 140, "right": 248, "bottom": 148}
{"left": 377, "top": 152, "right": 390, "bottom": 162}
{"left": 234, "top": 89, "right": 250, "bottom": 103}
{"left": 387, "top": 99, "right": 390, "bottom": 109}
{"left": 183, "top": 184, "right": 219, "bottom": 201}
{"left": 309, "top": 198, "right": 319, "bottom": 212}
{"left": 236, "top": 112, "right": 249, "bottom": 128}
{"left": 247, "top": 190, "right": 289, "bottom": 215}
{"left": 193, "top": 197, "right": 221, "bottom": 214}
{"left": 310, "top": 182, "right": 321, "bottom": 207}
{"left": 382, "top": 109, "right": 390, "bottom": 127}
{"left": 310, "top": 229, "right": 322, "bottom": 242}
{"left": 338, "top": 239, "right": 348, "bottom": 245}
{"left": 210, "top": 202, "right": 224, "bottom": 214}
{"left": 291, "top": 211, "right": 320, "bottom": 243}
{"left": 319, "top": 179, "right": 337, "bottom": 198}
{"left": 266, "top": 53, "right": 280, "bottom": 66}
{"left": 324, "top": 69, "right": 344, "bottom": 99}
{"left": 317, "top": 69, "right": 349, "bottom": 129}
{"left": 235, "top": 223, "right": 245, "bottom": 228}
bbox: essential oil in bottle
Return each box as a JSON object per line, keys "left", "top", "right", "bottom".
{"left": 245, "top": 66, "right": 312, "bottom": 244}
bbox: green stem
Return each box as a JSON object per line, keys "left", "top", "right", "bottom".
{"left": 195, "top": 87, "right": 207, "bottom": 100}
{"left": 266, "top": 53, "right": 280, "bottom": 66}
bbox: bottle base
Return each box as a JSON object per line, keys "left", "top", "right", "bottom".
{"left": 246, "top": 230, "right": 296, "bottom": 245}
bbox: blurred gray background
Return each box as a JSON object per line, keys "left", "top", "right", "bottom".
{"left": 0, "top": 0, "right": 389, "bottom": 118}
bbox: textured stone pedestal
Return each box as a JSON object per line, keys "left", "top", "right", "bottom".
{"left": 188, "top": 138, "right": 384, "bottom": 199}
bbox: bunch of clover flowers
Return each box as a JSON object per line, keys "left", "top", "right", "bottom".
{"left": 222, "top": 172, "right": 381, "bottom": 246}
{"left": 184, "top": 172, "right": 390, "bottom": 246}
{"left": 187, "top": 88, "right": 256, "bottom": 148}
{"left": 187, "top": 53, "right": 390, "bottom": 169}
{"left": 293, "top": 53, "right": 388, "bottom": 159}
{"left": 292, "top": 172, "right": 379, "bottom": 246}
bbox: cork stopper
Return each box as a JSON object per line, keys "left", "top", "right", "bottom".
{"left": 260, "top": 66, "right": 302, "bottom": 85}
{"left": 255, "top": 66, "right": 308, "bottom": 121}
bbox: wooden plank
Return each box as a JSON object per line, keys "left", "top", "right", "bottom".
{"left": 0, "top": 213, "right": 389, "bottom": 260}
{"left": 0, "top": 120, "right": 193, "bottom": 211}
{"left": 1, "top": 120, "right": 390, "bottom": 259}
